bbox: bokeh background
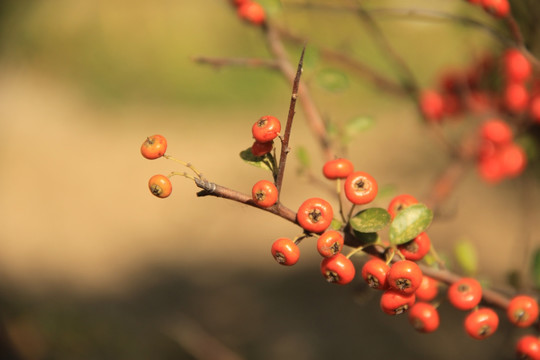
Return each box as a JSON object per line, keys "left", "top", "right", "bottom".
{"left": 0, "top": 0, "right": 538, "bottom": 359}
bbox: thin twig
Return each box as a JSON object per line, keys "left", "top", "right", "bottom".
{"left": 275, "top": 47, "right": 305, "bottom": 197}
{"left": 192, "top": 56, "right": 280, "bottom": 70}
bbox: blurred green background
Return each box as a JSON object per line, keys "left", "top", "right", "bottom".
{"left": 0, "top": 0, "right": 538, "bottom": 359}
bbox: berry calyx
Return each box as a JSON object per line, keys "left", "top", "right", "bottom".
{"left": 320, "top": 253, "right": 356, "bottom": 285}
{"left": 516, "top": 335, "right": 540, "bottom": 360}
{"left": 397, "top": 232, "right": 431, "bottom": 261}
{"left": 506, "top": 295, "right": 539, "bottom": 328}
{"left": 141, "top": 134, "right": 167, "bottom": 160}
{"left": 316, "top": 230, "right": 344, "bottom": 257}
{"left": 148, "top": 174, "right": 172, "bottom": 198}
{"left": 387, "top": 194, "right": 418, "bottom": 220}
{"left": 387, "top": 260, "right": 423, "bottom": 295}
{"left": 251, "top": 140, "right": 273, "bottom": 157}
{"left": 271, "top": 238, "right": 300, "bottom": 266}
{"left": 464, "top": 308, "right": 499, "bottom": 340}
{"left": 380, "top": 290, "right": 416, "bottom": 315}
{"left": 408, "top": 302, "right": 440, "bottom": 333}
{"left": 344, "top": 171, "right": 378, "bottom": 205}
{"left": 447, "top": 277, "right": 483, "bottom": 310}
{"left": 322, "top": 158, "right": 354, "bottom": 180}
{"left": 252, "top": 115, "right": 281, "bottom": 143}
{"left": 297, "top": 197, "right": 334, "bottom": 234}
{"left": 361, "top": 258, "right": 390, "bottom": 290}
{"left": 252, "top": 180, "right": 278, "bottom": 208}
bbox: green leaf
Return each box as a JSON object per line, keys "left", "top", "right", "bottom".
{"left": 330, "top": 218, "right": 343, "bottom": 231}
{"left": 350, "top": 207, "right": 390, "bottom": 233}
{"left": 351, "top": 230, "right": 379, "bottom": 246}
{"left": 389, "top": 203, "right": 433, "bottom": 245}
{"left": 344, "top": 116, "right": 374, "bottom": 137}
{"left": 240, "top": 147, "right": 274, "bottom": 173}
{"left": 533, "top": 248, "right": 540, "bottom": 289}
{"left": 454, "top": 239, "right": 478, "bottom": 276}
{"left": 316, "top": 68, "right": 349, "bottom": 92}
{"left": 295, "top": 146, "right": 310, "bottom": 168}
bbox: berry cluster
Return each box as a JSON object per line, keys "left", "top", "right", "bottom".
{"left": 230, "top": 0, "right": 266, "bottom": 26}
{"left": 478, "top": 118, "right": 527, "bottom": 182}
{"left": 419, "top": 46, "right": 535, "bottom": 184}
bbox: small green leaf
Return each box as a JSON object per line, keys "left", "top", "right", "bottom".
{"left": 240, "top": 148, "right": 274, "bottom": 173}
{"left": 330, "top": 218, "right": 343, "bottom": 231}
{"left": 345, "top": 116, "right": 374, "bottom": 136}
{"left": 351, "top": 230, "right": 379, "bottom": 245}
{"left": 454, "top": 239, "right": 478, "bottom": 276}
{"left": 350, "top": 207, "right": 390, "bottom": 233}
{"left": 316, "top": 68, "right": 349, "bottom": 92}
{"left": 295, "top": 146, "right": 310, "bottom": 169}
{"left": 533, "top": 248, "right": 540, "bottom": 289}
{"left": 389, "top": 203, "right": 433, "bottom": 245}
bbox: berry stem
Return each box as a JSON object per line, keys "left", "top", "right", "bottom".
{"left": 163, "top": 155, "right": 203, "bottom": 179}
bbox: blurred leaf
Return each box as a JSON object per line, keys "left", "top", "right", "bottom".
{"left": 516, "top": 134, "right": 538, "bottom": 162}
{"left": 454, "top": 239, "right": 478, "bottom": 276}
{"left": 330, "top": 218, "right": 343, "bottom": 231}
{"left": 240, "top": 148, "right": 274, "bottom": 173}
{"left": 352, "top": 230, "right": 379, "bottom": 245}
{"left": 376, "top": 184, "right": 397, "bottom": 199}
{"left": 533, "top": 248, "right": 540, "bottom": 289}
{"left": 389, "top": 204, "right": 433, "bottom": 245}
{"left": 506, "top": 269, "right": 522, "bottom": 290}
{"left": 350, "top": 208, "right": 390, "bottom": 233}
{"left": 326, "top": 121, "right": 340, "bottom": 138}
{"left": 344, "top": 116, "right": 374, "bottom": 136}
{"left": 316, "top": 68, "right": 349, "bottom": 92}
{"left": 296, "top": 146, "right": 310, "bottom": 169}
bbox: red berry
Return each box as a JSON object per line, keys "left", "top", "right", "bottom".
{"left": 252, "top": 180, "right": 278, "bottom": 208}
{"left": 252, "top": 115, "right": 281, "bottom": 143}
{"left": 361, "top": 258, "right": 390, "bottom": 290}
{"left": 497, "top": 143, "right": 527, "bottom": 178}
{"left": 480, "top": 119, "right": 513, "bottom": 145}
{"left": 420, "top": 90, "right": 445, "bottom": 122}
{"left": 316, "top": 230, "right": 344, "bottom": 257}
{"left": 507, "top": 295, "right": 539, "bottom": 328}
{"left": 516, "top": 335, "right": 540, "bottom": 360}
{"left": 415, "top": 276, "right": 439, "bottom": 302}
{"left": 482, "top": 0, "right": 510, "bottom": 17}
{"left": 238, "top": 1, "right": 266, "bottom": 25}
{"left": 296, "top": 197, "right": 334, "bottom": 234}
{"left": 320, "top": 254, "right": 356, "bottom": 285}
{"left": 271, "top": 238, "right": 300, "bottom": 266}
{"left": 148, "top": 174, "right": 172, "bottom": 198}
{"left": 529, "top": 94, "right": 540, "bottom": 123}
{"left": 478, "top": 155, "right": 505, "bottom": 184}
{"left": 408, "top": 302, "right": 440, "bottom": 333}
{"left": 387, "top": 260, "right": 423, "bottom": 295}
{"left": 447, "top": 277, "right": 483, "bottom": 310}
{"left": 251, "top": 140, "right": 273, "bottom": 157}
{"left": 504, "top": 82, "right": 529, "bottom": 113}
{"left": 344, "top": 171, "right": 378, "bottom": 205}
{"left": 464, "top": 308, "right": 499, "bottom": 340}
{"left": 397, "top": 232, "right": 431, "bottom": 261}
{"left": 141, "top": 134, "right": 167, "bottom": 159}
{"left": 387, "top": 194, "right": 418, "bottom": 220}
{"left": 380, "top": 290, "right": 416, "bottom": 315}
{"left": 322, "top": 158, "right": 354, "bottom": 180}
{"left": 504, "top": 48, "right": 531, "bottom": 83}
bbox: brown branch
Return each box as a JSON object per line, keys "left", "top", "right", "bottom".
{"left": 265, "top": 24, "right": 334, "bottom": 162}
{"left": 192, "top": 56, "right": 280, "bottom": 70}
{"left": 273, "top": 25, "right": 407, "bottom": 97}
{"left": 194, "top": 178, "right": 297, "bottom": 224}
{"left": 275, "top": 47, "right": 305, "bottom": 197}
